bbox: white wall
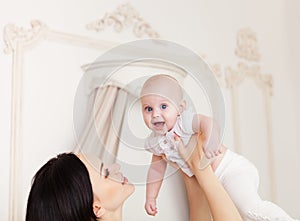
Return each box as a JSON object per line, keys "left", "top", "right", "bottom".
{"left": 0, "top": 0, "right": 299, "bottom": 220}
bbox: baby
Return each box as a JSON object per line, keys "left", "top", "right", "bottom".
{"left": 141, "top": 74, "right": 298, "bottom": 221}
{"left": 141, "top": 74, "right": 221, "bottom": 212}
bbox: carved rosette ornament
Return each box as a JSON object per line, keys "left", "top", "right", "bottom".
{"left": 86, "top": 3, "right": 160, "bottom": 38}
{"left": 235, "top": 27, "right": 260, "bottom": 62}
{"left": 3, "top": 20, "right": 47, "bottom": 54}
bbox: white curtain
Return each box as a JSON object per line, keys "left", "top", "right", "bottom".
{"left": 75, "top": 85, "right": 129, "bottom": 164}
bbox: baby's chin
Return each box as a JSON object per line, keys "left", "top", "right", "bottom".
{"left": 151, "top": 127, "right": 168, "bottom": 135}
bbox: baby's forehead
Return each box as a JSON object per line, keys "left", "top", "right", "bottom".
{"left": 140, "top": 75, "right": 182, "bottom": 99}
{"left": 142, "top": 75, "right": 179, "bottom": 88}
{"left": 139, "top": 93, "right": 181, "bottom": 108}
{"left": 140, "top": 94, "right": 173, "bottom": 102}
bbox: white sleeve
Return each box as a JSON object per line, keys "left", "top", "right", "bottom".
{"left": 144, "top": 134, "right": 163, "bottom": 156}
{"left": 180, "top": 110, "right": 196, "bottom": 134}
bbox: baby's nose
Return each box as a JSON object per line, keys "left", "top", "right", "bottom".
{"left": 152, "top": 108, "right": 160, "bottom": 117}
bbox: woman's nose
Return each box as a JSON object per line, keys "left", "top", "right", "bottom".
{"left": 106, "top": 163, "right": 124, "bottom": 182}
{"left": 107, "top": 163, "right": 120, "bottom": 174}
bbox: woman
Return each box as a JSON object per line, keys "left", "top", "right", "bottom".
{"left": 26, "top": 153, "right": 134, "bottom": 221}
{"left": 26, "top": 134, "right": 241, "bottom": 221}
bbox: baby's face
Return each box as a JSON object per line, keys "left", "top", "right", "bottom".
{"left": 141, "top": 94, "right": 179, "bottom": 135}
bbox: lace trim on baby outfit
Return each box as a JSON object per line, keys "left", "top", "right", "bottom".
{"left": 246, "top": 201, "right": 299, "bottom": 221}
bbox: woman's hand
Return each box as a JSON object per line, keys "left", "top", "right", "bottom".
{"left": 175, "top": 134, "right": 210, "bottom": 171}
{"left": 176, "top": 134, "right": 199, "bottom": 168}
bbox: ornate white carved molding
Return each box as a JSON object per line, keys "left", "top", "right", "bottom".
{"left": 3, "top": 20, "right": 47, "bottom": 54}
{"left": 225, "top": 62, "right": 273, "bottom": 95}
{"left": 235, "top": 27, "right": 261, "bottom": 62}
{"left": 198, "top": 54, "right": 224, "bottom": 86}
{"left": 86, "top": 3, "right": 160, "bottom": 38}
{"left": 225, "top": 28, "right": 275, "bottom": 201}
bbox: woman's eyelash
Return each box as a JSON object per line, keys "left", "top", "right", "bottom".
{"left": 100, "top": 162, "right": 109, "bottom": 178}
{"left": 100, "top": 162, "right": 104, "bottom": 176}
{"left": 105, "top": 168, "right": 109, "bottom": 178}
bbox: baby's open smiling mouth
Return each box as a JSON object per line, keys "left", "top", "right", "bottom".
{"left": 152, "top": 121, "right": 165, "bottom": 129}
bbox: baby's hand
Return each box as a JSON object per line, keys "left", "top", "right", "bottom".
{"left": 203, "top": 137, "right": 222, "bottom": 159}
{"left": 145, "top": 198, "right": 158, "bottom": 216}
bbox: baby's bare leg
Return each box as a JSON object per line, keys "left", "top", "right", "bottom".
{"left": 181, "top": 171, "right": 212, "bottom": 221}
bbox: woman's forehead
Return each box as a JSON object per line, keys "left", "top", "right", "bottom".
{"left": 78, "top": 153, "right": 102, "bottom": 172}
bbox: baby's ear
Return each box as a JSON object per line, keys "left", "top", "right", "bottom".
{"left": 93, "top": 200, "right": 106, "bottom": 218}
{"left": 179, "top": 99, "right": 186, "bottom": 113}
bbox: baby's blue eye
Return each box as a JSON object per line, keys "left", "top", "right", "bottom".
{"left": 161, "top": 104, "right": 167, "bottom": 109}
{"left": 145, "top": 106, "right": 153, "bottom": 112}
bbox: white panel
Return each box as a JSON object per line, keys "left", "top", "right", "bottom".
{"left": 237, "top": 78, "right": 271, "bottom": 199}
{"left": 9, "top": 34, "right": 111, "bottom": 219}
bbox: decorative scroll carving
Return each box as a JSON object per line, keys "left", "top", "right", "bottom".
{"left": 86, "top": 3, "right": 160, "bottom": 38}
{"left": 199, "top": 54, "right": 223, "bottom": 80}
{"left": 235, "top": 27, "right": 260, "bottom": 62}
{"left": 3, "top": 20, "right": 47, "bottom": 54}
{"left": 225, "top": 62, "right": 273, "bottom": 95}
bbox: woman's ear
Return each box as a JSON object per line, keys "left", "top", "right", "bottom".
{"left": 93, "top": 201, "right": 106, "bottom": 218}
{"left": 179, "top": 99, "right": 186, "bottom": 113}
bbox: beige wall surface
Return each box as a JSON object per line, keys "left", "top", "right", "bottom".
{"left": 0, "top": 0, "right": 299, "bottom": 220}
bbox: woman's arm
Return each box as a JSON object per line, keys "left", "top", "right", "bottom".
{"left": 181, "top": 172, "right": 212, "bottom": 221}
{"left": 178, "top": 134, "right": 242, "bottom": 221}
{"left": 193, "top": 165, "right": 242, "bottom": 221}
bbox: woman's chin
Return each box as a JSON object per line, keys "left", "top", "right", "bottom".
{"left": 127, "top": 182, "right": 135, "bottom": 194}
{"left": 123, "top": 183, "right": 135, "bottom": 201}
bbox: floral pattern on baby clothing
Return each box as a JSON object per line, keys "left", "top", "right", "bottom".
{"left": 145, "top": 109, "right": 196, "bottom": 177}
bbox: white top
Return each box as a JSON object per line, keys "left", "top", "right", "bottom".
{"left": 145, "top": 110, "right": 196, "bottom": 177}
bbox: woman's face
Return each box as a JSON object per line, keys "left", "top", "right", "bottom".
{"left": 78, "top": 154, "right": 135, "bottom": 212}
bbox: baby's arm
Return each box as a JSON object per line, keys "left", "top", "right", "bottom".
{"left": 192, "top": 114, "right": 222, "bottom": 158}
{"left": 145, "top": 154, "right": 167, "bottom": 216}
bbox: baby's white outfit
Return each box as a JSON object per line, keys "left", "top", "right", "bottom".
{"left": 145, "top": 110, "right": 195, "bottom": 177}
{"left": 145, "top": 110, "right": 299, "bottom": 221}
{"left": 216, "top": 149, "right": 299, "bottom": 221}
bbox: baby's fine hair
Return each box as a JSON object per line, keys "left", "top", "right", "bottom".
{"left": 141, "top": 74, "right": 183, "bottom": 104}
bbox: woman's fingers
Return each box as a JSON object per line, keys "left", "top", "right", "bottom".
{"left": 177, "top": 134, "right": 212, "bottom": 170}
{"left": 177, "top": 134, "right": 196, "bottom": 162}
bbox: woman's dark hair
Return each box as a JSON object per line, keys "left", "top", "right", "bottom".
{"left": 26, "top": 153, "right": 97, "bottom": 221}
